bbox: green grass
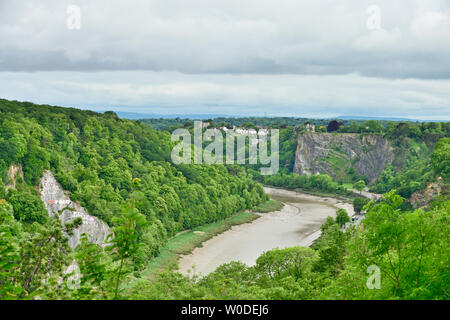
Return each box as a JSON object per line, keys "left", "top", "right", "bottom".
{"left": 253, "top": 199, "right": 284, "bottom": 213}
{"left": 139, "top": 211, "right": 260, "bottom": 279}
{"left": 321, "top": 148, "right": 370, "bottom": 185}
{"left": 342, "top": 183, "right": 354, "bottom": 189}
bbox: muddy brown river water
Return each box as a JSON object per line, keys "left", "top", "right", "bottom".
{"left": 177, "top": 187, "right": 354, "bottom": 277}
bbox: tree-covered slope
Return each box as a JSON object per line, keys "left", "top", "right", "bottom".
{"left": 0, "top": 99, "right": 267, "bottom": 297}
{"left": 0, "top": 98, "right": 266, "bottom": 229}
{"left": 126, "top": 191, "right": 449, "bottom": 300}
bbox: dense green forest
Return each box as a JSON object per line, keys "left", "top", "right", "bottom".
{"left": 152, "top": 117, "right": 449, "bottom": 200}
{"left": 0, "top": 99, "right": 448, "bottom": 300}
{"left": 0, "top": 99, "right": 267, "bottom": 299}
{"left": 258, "top": 120, "right": 449, "bottom": 200}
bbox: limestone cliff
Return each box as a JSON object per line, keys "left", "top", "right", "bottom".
{"left": 39, "top": 171, "right": 110, "bottom": 250}
{"left": 293, "top": 133, "right": 394, "bottom": 184}
{"left": 410, "top": 177, "right": 445, "bottom": 208}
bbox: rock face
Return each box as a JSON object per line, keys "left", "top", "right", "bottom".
{"left": 410, "top": 177, "right": 444, "bottom": 208}
{"left": 6, "top": 164, "right": 23, "bottom": 190}
{"left": 39, "top": 171, "right": 110, "bottom": 250}
{"left": 293, "top": 133, "right": 394, "bottom": 184}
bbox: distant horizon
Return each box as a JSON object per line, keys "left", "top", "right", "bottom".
{"left": 112, "top": 110, "right": 447, "bottom": 122}
{"left": 4, "top": 96, "right": 448, "bottom": 122}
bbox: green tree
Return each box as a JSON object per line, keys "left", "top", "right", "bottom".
{"left": 6, "top": 189, "right": 48, "bottom": 224}
{"left": 347, "top": 192, "right": 449, "bottom": 299}
{"left": 107, "top": 178, "right": 148, "bottom": 299}
{"left": 354, "top": 180, "right": 366, "bottom": 194}
{"left": 353, "top": 197, "right": 368, "bottom": 214}
{"left": 255, "top": 247, "right": 317, "bottom": 280}
{"left": 313, "top": 218, "right": 348, "bottom": 277}
{"left": 431, "top": 137, "right": 449, "bottom": 180}
{"left": 0, "top": 200, "right": 23, "bottom": 299}
{"left": 73, "top": 234, "right": 111, "bottom": 299}
{"left": 17, "top": 216, "right": 81, "bottom": 297}
{"left": 335, "top": 209, "right": 350, "bottom": 227}
{"left": 362, "top": 120, "right": 384, "bottom": 133}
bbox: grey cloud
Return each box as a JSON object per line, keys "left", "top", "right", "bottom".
{"left": 1, "top": 0, "right": 450, "bottom": 79}
{"left": 0, "top": 71, "right": 448, "bottom": 120}
{"left": 0, "top": 0, "right": 449, "bottom": 119}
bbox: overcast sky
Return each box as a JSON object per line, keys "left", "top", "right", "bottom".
{"left": 1, "top": 0, "right": 449, "bottom": 119}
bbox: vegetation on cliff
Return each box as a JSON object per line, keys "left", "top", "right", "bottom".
{"left": 0, "top": 99, "right": 266, "bottom": 299}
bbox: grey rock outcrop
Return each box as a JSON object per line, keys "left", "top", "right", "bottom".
{"left": 39, "top": 171, "right": 110, "bottom": 250}
{"left": 293, "top": 133, "right": 394, "bottom": 184}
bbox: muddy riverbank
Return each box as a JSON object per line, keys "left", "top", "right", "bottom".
{"left": 177, "top": 187, "right": 354, "bottom": 277}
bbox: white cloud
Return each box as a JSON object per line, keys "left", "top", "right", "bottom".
{"left": 410, "top": 10, "right": 450, "bottom": 48}
{"left": 353, "top": 27, "right": 403, "bottom": 51}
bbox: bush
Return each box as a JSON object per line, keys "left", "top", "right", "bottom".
{"left": 256, "top": 247, "right": 317, "bottom": 280}
{"left": 353, "top": 197, "right": 369, "bottom": 214}
{"left": 6, "top": 189, "right": 48, "bottom": 224}
{"left": 335, "top": 209, "right": 350, "bottom": 227}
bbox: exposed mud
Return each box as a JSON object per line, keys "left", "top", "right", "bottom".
{"left": 178, "top": 187, "right": 354, "bottom": 277}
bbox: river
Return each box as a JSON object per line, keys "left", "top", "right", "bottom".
{"left": 177, "top": 187, "right": 354, "bottom": 277}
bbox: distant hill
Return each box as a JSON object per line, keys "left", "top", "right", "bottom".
{"left": 115, "top": 111, "right": 446, "bottom": 123}
{"left": 334, "top": 115, "right": 443, "bottom": 122}
{"left": 115, "top": 111, "right": 232, "bottom": 120}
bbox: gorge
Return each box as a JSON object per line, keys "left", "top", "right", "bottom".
{"left": 177, "top": 187, "right": 354, "bottom": 277}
